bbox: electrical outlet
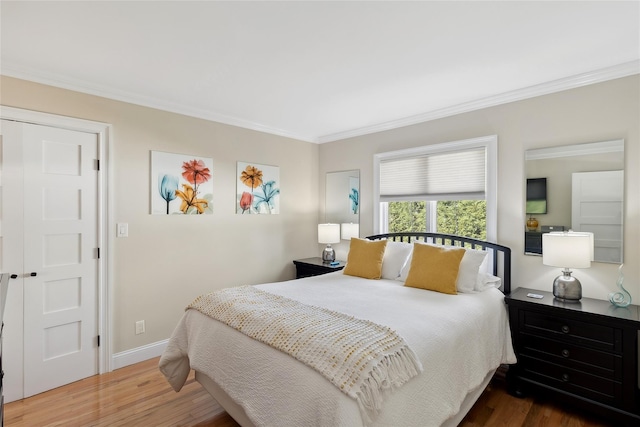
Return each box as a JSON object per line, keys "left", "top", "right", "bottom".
{"left": 135, "top": 320, "right": 145, "bottom": 335}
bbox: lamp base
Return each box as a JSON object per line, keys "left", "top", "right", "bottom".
{"left": 553, "top": 270, "right": 582, "bottom": 302}
{"left": 322, "top": 244, "right": 335, "bottom": 263}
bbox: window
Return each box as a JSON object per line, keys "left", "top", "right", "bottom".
{"left": 374, "top": 135, "right": 497, "bottom": 241}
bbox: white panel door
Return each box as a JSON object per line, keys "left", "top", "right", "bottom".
{"left": 0, "top": 119, "right": 26, "bottom": 402}
{"left": 571, "top": 170, "right": 623, "bottom": 263}
{"left": 0, "top": 120, "right": 99, "bottom": 398}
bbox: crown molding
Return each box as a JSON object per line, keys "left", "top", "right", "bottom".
{"left": 317, "top": 60, "right": 640, "bottom": 143}
{"left": 0, "top": 62, "right": 317, "bottom": 143}
{"left": 3, "top": 60, "right": 638, "bottom": 144}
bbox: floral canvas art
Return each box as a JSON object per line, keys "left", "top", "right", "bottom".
{"left": 151, "top": 151, "right": 213, "bottom": 215}
{"left": 349, "top": 176, "right": 359, "bottom": 214}
{"left": 237, "top": 162, "right": 280, "bottom": 214}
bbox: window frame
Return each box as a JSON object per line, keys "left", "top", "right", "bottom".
{"left": 373, "top": 135, "right": 498, "bottom": 242}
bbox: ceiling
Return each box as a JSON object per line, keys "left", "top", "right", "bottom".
{"left": 1, "top": 1, "right": 639, "bottom": 143}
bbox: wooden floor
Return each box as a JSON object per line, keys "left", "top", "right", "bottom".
{"left": 5, "top": 357, "right": 616, "bottom": 426}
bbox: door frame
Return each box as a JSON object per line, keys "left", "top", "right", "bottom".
{"left": 1, "top": 105, "right": 113, "bottom": 374}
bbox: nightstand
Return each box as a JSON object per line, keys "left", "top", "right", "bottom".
{"left": 505, "top": 287, "right": 640, "bottom": 424}
{"left": 293, "top": 257, "right": 345, "bottom": 279}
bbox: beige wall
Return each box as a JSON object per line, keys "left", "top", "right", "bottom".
{"left": 1, "top": 76, "right": 320, "bottom": 353}
{"left": 320, "top": 75, "right": 640, "bottom": 301}
{"left": 3, "top": 74, "right": 638, "bottom": 356}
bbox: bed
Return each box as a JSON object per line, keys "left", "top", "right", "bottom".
{"left": 160, "top": 232, "right": 516, "bottom": 427}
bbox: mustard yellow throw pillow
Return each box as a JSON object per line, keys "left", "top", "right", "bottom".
{"left": 343, "top": 238, "right": 388, "bottom": 279}
{"left": 404, "top": 243, "right": 465, "bottom": 294}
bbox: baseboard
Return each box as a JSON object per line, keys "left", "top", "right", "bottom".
{"left": 111, "top": 339, "right": 168, "bottom": 370}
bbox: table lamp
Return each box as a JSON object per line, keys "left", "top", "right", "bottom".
{"left": 542, "top": 231, "right": 593, "bottom": 302}
{"left": 340, "top": 223, "right": 359, "bottom": 241}
{"left": 318, "top": 223, "right": 340, "bottom": 263}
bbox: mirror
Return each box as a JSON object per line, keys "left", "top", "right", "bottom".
{"left": 524, "top": 140, "right": 624, "bottom": 263}
{"left": 326, "top": 170, "right": 360, "bottom": 238}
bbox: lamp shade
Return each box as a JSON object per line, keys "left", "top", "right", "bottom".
{"left": 318, "top": 223, "right": 340, "bottom": 244}
{"left": 543, "top": 232, "right": 593, "bottom": 269}
{"left": 340, "top": 223, "right": 359, "bottom": 240}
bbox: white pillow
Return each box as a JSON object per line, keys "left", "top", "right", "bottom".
{"left": 456, "top": 247, "right": 489, "bottom": 293}
{"left": 475, "top": 273, "right": 502, "bottom": 291}
{"left": 397, "top": 242, "right": 488, "bottom": 293}
{"left": 381, "top": 241, "right": 413, "bottom": 280}
{"left": 478, "top": 250, "right": 491, "bottom": 275}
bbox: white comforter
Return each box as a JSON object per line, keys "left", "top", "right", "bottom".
{"left": 160, "top": 272, "right": 516, "bottom": 427}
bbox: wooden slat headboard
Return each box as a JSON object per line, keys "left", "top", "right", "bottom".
{"left": 366, "top": 232, "right": 511, "bottom": 294}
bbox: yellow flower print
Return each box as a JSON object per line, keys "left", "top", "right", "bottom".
{"left": 175, "top": 183, "right": 209, "bottom": 214}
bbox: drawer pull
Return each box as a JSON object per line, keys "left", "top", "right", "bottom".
{"left": 561, "top": 373, "right": 570, "bottom": 382}
{"left": 561, "top": 349, "right": 570, "bottom": 358}
{"left": 561, "top": 325, "right": 570, "bottom": 334}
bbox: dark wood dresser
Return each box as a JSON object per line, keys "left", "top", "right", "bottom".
{"left": 0, "top": 273, "right": 9, "bottom": 427}
{"left": 505, "top": 287, "right": 640, "bottom": 425}
{"left": 293, "top": 257, "right": 345, "bottom": 279}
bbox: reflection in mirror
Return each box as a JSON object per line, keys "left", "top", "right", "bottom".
{"left": 524, "top": 140, "right": 624, "bottom": 263}
{"left": 326, "top": 170, "right": 359, "bottom": 239}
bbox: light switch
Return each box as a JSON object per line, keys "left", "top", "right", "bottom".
{"left": 117, "top": 223, "right": 129, "bottom": 237}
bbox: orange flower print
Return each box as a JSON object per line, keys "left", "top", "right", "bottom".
{"left": 240, "top": 165, "right": 263, "bottom": 190}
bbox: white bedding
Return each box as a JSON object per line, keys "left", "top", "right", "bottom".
{"left": 160, "top": 272, "right": 516, "bottom": 427}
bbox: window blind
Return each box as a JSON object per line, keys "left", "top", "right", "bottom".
{"left": 379, "top": 148, "right": 486, "bottom": 201}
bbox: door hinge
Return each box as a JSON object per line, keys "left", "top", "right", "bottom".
{"left": 97, "top": 335, "right": 100, "bottom": 347}
{"left": 96, "top": 247, "right": 100, "bottom": 259}
{"left": 95, "top": 159, "right": 100, "bottom": 171}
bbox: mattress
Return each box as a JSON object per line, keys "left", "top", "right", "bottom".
{"left": 160, "top": 272, "right": 516, "bottom": 426}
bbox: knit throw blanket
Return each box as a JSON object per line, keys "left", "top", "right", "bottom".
{"left": 187, "top": 285, "right": 423, "bottom": 423}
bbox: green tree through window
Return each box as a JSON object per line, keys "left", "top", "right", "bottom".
{"left": 387, "top": 200, "right": 486, "bottom": 239}
{"left": 436, "top": 200, "right": 486, "bottom": 240}
{"left": 388, "top": 201, "right": 426, "bottom": 233}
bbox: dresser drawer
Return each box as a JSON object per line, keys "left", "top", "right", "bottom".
{"left": 519, "top": 310, "right": 621, "bottom": 352}
{"left": 297, "top": 264, "right": 331, "bottom": 278}
{"left": 293, "top": 258, "right": 345, "bottom": 279}
{"left": 520, "top": 354, "right": 622, "bottom": 405}
{"left": 519, "top": 333, "right": 622, "bottom": 380}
